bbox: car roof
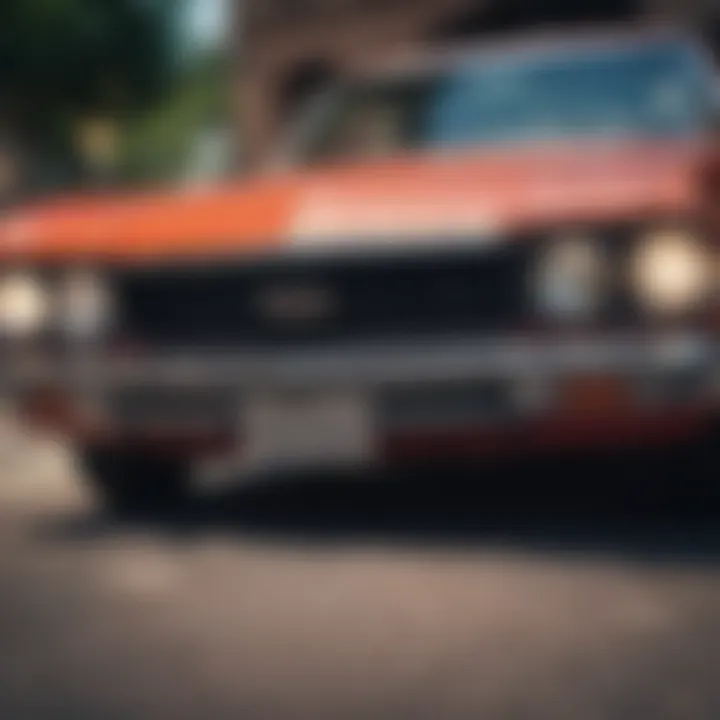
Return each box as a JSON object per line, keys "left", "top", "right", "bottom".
{"left": 352, "top": 24, "right": 711, "bottom": 81}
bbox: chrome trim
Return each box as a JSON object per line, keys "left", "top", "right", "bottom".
{"left": 3, "top": 333, "right": 714, "bottom": 390}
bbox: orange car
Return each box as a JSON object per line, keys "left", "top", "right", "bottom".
{"left": 1, "top": 27, "right": 719, "bottom": 510}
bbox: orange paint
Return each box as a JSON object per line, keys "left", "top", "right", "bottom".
{"left": 0, "top": 138, "right": 704, "bottom": 263}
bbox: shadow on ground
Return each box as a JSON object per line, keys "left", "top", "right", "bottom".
{"left": 34, "top": 442, "right": 720, "bottom": 567}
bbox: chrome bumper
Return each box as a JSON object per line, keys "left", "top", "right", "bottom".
{"left": 3, "top": 333, "right": 716, "bottom": 389}
{"left": 0, "top": 333, "right": 716, "bottom": 437}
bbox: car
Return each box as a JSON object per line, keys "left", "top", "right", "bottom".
{"left": 0, "top": 26, "right": 718, "bottom": 511}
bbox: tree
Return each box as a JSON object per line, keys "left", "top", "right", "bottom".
{"left": 0, "top": 0, "right": 178, "bottom": 192}
{"left": 121, "top": 50, "right": 232, "bottom": 184}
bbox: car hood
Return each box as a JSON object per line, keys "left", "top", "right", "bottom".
{"left": 0, "top": 139, "right": 703, "bottom": 262}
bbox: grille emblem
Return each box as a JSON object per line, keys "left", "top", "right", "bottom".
{"left": 256, "top": 284, "right": 336, "bottom": 324}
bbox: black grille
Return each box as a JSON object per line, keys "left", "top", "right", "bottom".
{"left": 107, "top": 385, "right": 239, "bottom": 429}
{"left": 112, "top": 243, "right": 533, "bottom": 349}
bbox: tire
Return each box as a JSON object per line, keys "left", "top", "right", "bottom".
{"left": 652, "top": 426, "right": 720, "bottom": 510}
{"left": 79, "top": 446, "right": 191, "bottom": 515}
{"left": 685, "top": 431, "right": 720, "bottom": 507}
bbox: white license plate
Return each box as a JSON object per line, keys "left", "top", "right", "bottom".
{"left": 242, "top": 390, "right": 375, "bottom": 471}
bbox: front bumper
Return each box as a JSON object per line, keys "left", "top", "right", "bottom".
{"left": 2, "top": 332, "right": 720, "bottom": 456}
{"left": 4, "top": 332, "right": 716, "bottom": 387}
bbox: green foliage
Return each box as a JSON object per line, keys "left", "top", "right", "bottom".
{"left": 121, "top": 51, "right": 231, "bottom": 184}
{"left": 0, "top": 0, "right": 179, "bottom": 176}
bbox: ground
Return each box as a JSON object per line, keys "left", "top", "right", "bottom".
{"left": 1, "top": 416, "right": 720, "bottom": 719}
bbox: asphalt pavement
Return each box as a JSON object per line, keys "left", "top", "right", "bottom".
{"left": 2, "top": 416, "right": 720, "bottom": 719}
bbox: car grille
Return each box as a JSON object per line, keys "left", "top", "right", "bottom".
{"left": 107, "top": 385, "right": 240, "bottom": 430}
{"left": 111, "top": 244, "right": 534, "bottom": 349}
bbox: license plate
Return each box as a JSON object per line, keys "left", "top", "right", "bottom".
{"left": 242, "top": 389, "right": 375, "bottom": 471}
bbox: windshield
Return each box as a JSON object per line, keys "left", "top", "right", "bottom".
{"left": 298, "top": 39, "right": 711, "bottom": 164}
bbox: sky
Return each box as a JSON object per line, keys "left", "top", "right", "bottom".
{"left": 181, "top": 0, "right": 231, "bottom": 54}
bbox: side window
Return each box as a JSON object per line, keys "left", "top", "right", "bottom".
{"left": 318, "top": 100, "right": 403, "bottom": 161}
{"left": 712, "top": 77, "right": 720, "bottom": 127}
{"left": 296, "top": 81, "right": 435, "bottom": 165}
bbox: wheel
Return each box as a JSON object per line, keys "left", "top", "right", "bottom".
{"left": 79, "top": 446, "right": 191, "bottom": 515}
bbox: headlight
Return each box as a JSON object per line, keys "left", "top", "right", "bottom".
{"left": 0, "top": 272, "right": 50, "bottom": 338}
{"left": 57, "top": 269, "right": 114, "bottom": 339}
{"left": 533, "top": 235, "right": 606, "bottom": 321}
{"left": 632, "top": 229, "right": 711, "bottom": 315}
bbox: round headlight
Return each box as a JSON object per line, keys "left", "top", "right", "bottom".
{"left": 632, "top": 229, "right": 711, "bottom": 315}
{"left": 57, "top": 270, "right": 113, "bottom": 339}
{"left": 0, "top": 272, "right": 50, "bottom": 338}
{"left": 533, "top": 236, "right": 606, "bottom": 321}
